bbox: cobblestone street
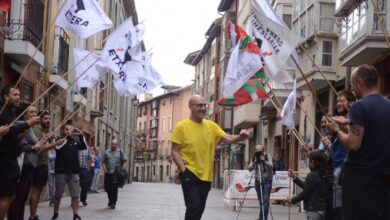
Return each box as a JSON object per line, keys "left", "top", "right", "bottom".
{"left": 25, "top": 182, "right": 306, "bottom": 220}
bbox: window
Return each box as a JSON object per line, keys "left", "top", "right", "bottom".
{"left": 340, "top": 3, "right": 366, "bottom": 49}
{"left": 319, "top": 3, "right": 335, "bottom": 32}
{"left": 322, "top": 41, "right": 332, "bottom": 66}
{"left": 224, "top": 109, "right": 232, "bottom": 129}
{"left": 153, "top": 165, "right": 156, "bottom": 176}
{"left": 166, "top": 165, "right": 169, "bottom": 176}
{"left": 307, "top": 6, "right": 314, "bottom": 36}
{"left": 168, "top": 115, "right": 172, "bottom": 131}
{"left": 300, "top": 13, "right": 306, "bottom": 38}
{"left": 21, "top": 81, "right": 34, "bottom": 102}
{"left": 162, "top": 117, "right": 166, "bottom": 133}
{"left": 374, "top": 0, "right": 386, "bottom": 31}
{"left": 283, "top": 14, "right": 292, "bottom": 30}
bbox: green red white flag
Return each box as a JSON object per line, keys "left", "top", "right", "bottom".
{"left": 223, "top": 22, "right": 263, "bottom": 98}
{"left": 0, "top": 0, "right": 10, "bottom": 14}
{"left": 218, "top": 69, "right": 268, "bottom": 107}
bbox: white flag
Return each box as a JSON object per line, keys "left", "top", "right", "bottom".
{"left": 251, "top": 0, "right": 296, "bottom": 83}
{"left": 56, "top": 0, "right": 112, "bottom": 38}
{"left": 101, "top": 17, "right": 143, "bottom": 81}
{"left": 223, "top": 41, "right": 263, "bottom": 97}
{"left": 73, "top": 48, "right": 106, "bottom": 89}
{"left": 113, "top": 50, "right": 164, "bottom": 96}
{"left": 281, "top": 79, "right": 296, "bottom": 133}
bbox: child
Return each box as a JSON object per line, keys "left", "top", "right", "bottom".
{"left": 287, "top": 150, "right": 327, "bottom": 220}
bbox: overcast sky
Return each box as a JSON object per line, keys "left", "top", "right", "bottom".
{"left": 134, "top": 0, "right": 222, "bottom": 97}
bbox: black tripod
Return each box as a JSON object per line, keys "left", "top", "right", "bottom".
{"left": 235, "top": 158, "right": 273, "bottom": 220}
{"left": 256, "top": 160, "right": 266, "bottom": 220}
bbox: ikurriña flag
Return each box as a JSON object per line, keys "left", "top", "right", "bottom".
{"left": 218, "top": 69, "right": 268, "bottom": 107}
{"left": 56, "top": 0, "right": 112, "bottom": 38}
{"left": 223, "top": 22, "right": 263, "bottom": 98}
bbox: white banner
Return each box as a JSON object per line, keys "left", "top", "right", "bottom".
{"left": 270, "top": 171, "right": 292, "bottom": 201}
{"left": 56, "top": 0, "right": 112, "bottom": 38}
{"left": 224, "top": 170, "right": 257, "bottom": 205}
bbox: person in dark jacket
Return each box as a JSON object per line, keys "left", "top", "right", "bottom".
{"left": 0, "top": 86, "right": 40, "bottom": 219}
{"left": 51, "top": 122, "right": 87, "bottom": 220}
{"left": 287, "top": 150, "right": 327, "bottom": 220}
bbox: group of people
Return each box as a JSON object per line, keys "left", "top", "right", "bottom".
{"left": 171, "top": 64, "right": 390, "bottom": 220}
{"left": 0, "top": 85, "right": 128, "bottom": 220}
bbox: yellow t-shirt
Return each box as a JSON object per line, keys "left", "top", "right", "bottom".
{"left": 170, "top": 119, "right": 225, "bottom": 182}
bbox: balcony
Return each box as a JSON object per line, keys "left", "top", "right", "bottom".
{"left": 49, "top": 74, "right": 69, "bottom": 90}
{"left": 336, "top": 0, "right": 389, "bottom": 66}
{"left": 233, "top": 103, "right": 261, "bottom": 129}
{"left": 4, "top": 19, "right": 44, "bottom": 66}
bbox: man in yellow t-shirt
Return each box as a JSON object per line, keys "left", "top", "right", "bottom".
{"left": 171, "top": 95, "right": 251, "bottom": 220}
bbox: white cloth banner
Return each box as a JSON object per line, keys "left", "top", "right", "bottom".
{"left": 56, "top": 0, "right": 112, "bottom": 38}
{"left": 281, "top": 79, "right": 297, "bottom": 133}
{"left": 73, "top": 48, "right": 106, "bottom": 89}
{"left": 251, "top": 0, "right": 296, "bottom": 83}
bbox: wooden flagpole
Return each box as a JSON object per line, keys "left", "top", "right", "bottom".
{"left": 51, "top": 78, "right": 113, "bottom": 134}
{"left": 0, "top": 0, "right": 68, "bottom": 115}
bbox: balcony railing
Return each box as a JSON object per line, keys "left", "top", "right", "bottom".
{"left": 7, "top": 19, "right": 42, "bottom": 49}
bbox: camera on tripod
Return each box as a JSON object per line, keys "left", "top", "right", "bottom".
{"left": 254, "top": 151, "right": 264, "bottom": 163}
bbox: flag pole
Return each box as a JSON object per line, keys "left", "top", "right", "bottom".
{"left": 0, "top": 0, "right": 68, "bottom": 116}
{"left": 10, "top": 56, "right": 103, "bottom": 126}
{"left": 370, "top": 0, "right": 390, "bottom": 50}
{"left": 290, "top": 55, "right": 329, "bottom": 117}
{"left": 298, "top": 44, "right": 339, "bottom": 95}
{"left": 51, "top": 78, "right": 113, "bottom": 134}
{"left": 282, "top": 84, "right": 324, "bottom": 139}
{"left": 264, "top": 81, "right": 305, "bottom": 145}
{"left": 10, "top": 32, "right": 109, "bottom": 126}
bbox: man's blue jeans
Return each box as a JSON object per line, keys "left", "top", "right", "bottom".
{"left": 255, "top": 179, "right": 272, "bottom": 220}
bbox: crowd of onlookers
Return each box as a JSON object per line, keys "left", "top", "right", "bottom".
{"left": 0, "top": 85, "right": 127, "bottom": 220}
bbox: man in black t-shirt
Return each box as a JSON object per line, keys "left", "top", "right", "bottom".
{"left": 327, "top": 64, "right": 390, "bottom": 220}
{"left": 52, "top": 123, "right": 87, "bottom": 220}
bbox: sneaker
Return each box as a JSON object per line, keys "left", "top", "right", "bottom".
{"left": 94, "top": 190, "right": 99, "bottom": 193}
{"left": 29, "top": 215, "right": 41, "bottom": 220}
{"left": 82, "top": 201, "right": 88, "bottom": 206}
{"left": 73, "top": 214, "right": 82, "bottom": 220}
{"left": 51, "top": 213, "right": 58, "bottom": 220}
{"left": 49, "top": 202, "right": 54, "bottom": 206}
{"left": 108, "top": 202, "right": 112, "bottom": 207}
{"left": 110, "top": 204, "right": 116, "bottom": 209}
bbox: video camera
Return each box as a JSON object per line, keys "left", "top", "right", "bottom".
{"left": 254, "top": 151, "right": 264, "bottom": 163}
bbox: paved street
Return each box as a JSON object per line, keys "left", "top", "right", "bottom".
{"left": 25, "top": 182, "right": 306, "bottom": 220}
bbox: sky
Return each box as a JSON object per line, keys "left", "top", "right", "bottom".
{"left": 134, "top": 0, "right": 222, "bottom": 97}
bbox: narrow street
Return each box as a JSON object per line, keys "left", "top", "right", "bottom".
{"left": 25, "top": 182, "right": 306, "bottom": 220}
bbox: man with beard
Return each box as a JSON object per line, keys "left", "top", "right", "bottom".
{"left": 29, "top": 110, "right": 61, "bottom": 220}
{"left": 0, "top": 86, "right": 40, "bottom": 219}
{"left": 327, "top": 64, "right": 390, "bottom": 220}
{"left": 322, "top": 90, "right": 355, "bottom": 220}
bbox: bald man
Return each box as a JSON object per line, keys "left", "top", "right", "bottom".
{"left": 248, "top": 145, "right": 274, "bottom": 220}
{"left": 171, "top": 95, "right": 251, "bottom": 220}
{"left": 102, "top": 139, "right": 127, "bottom": 209}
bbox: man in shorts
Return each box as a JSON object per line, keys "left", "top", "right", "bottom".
{"left": 51, "top": 122, "right": 87, "bottom": 220}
